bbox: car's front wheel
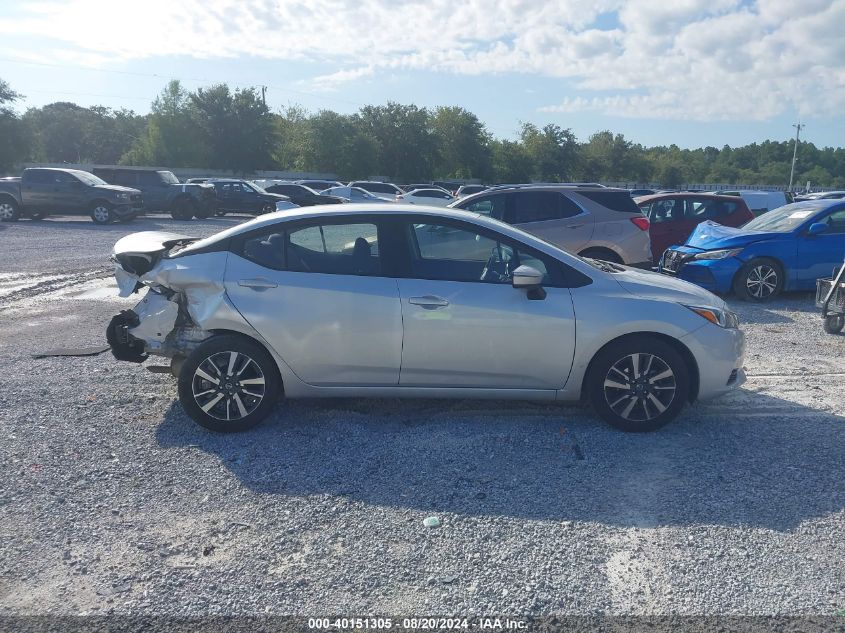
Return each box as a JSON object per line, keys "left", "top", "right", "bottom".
{"left": 90, "top": 203, "right": 114, "bottom": 224}
{"left": 0, "top": 199, "right": 21, "bottom": 221}
{"left": 177, "top": 335, "right": 281, "bottom": 432}
{"left": 733, "top": 257, "right": 783, "bottom": 301}
{"left": 587, "top": 337, "right": 690, "bottom": 432}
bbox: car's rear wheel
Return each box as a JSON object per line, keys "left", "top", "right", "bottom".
{"left": 91, "top": 203, "right": 114, "bottom": 224}
{"left": 587, "top": 337, "right": 690, "bottom": 432}
{"left": 260, "top": 202, "right": 275, "bottom": 215}
{"left": 171, "top": 197, "right": 196, "bottom": 220}
{"left": 579, "top": 247, "right": 623, "bottom": 264}
{"left": 733, "top": 257, "right": 783, "bottom": 301}
{"left": 0, "top": 200, "right": 20, "bottom": 221}
{"left": 177, "top": 335, "right": 281, "bottom": 432}
{"left": 824, "top": 315, "right": 844, "bottom": 334}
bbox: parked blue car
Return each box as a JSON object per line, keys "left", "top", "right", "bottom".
{"left": 658, "top": 200, "right": 845, "bottom": 301}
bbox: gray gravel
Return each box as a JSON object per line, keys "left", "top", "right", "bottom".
{"left": 0, "top": 215, "right": 843, "bottom": 616}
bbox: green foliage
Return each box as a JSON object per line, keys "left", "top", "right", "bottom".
{"left": 3, "top": 76, "right": 844, "bottom": 188}
{"left": 0, "top": 79, "right": 29, "bottom": 171}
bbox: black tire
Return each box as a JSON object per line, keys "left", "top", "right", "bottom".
{"left": 177, "top": 335, "right": 281, "bottom": 432}
{"left": 579, "top": 248, "right": 623, "bottom": 264}
{"left": 215, "top": 210, "right": 228, "bottom": 217}
{"left": 193, "top": 203, "right": 213, "bottom": 220}
{"left": 824, "top": 315, "right": 844, "bottom": 334}
{"left": 587, "top": 336, "right": 690, "bottom": 432}
{"left": 260, "top": 202, "right": 275, "bottom": 215}
{"left": 28, "top": 211, "right": 47, "bottom": 220}
{"left": 733, "top": 257, "right": 783, "bottom": 302}
{"left": 0, "top": 199, "right": 20, "bottom": 222}
{"left": 90, "top": 203, "right": 114, "bottom": 224}
{"left": 170, "top": 197, "right": 196, "bottom": 220}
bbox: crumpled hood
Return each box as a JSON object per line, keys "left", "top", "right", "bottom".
{"left": 94, "top": 184, "right": 141, "bottom": 195}
{"left": 113, "top": 231, "right": 197, "bottom": 257}
{"left": 685, "top": 221, "right": 780, "bottom": 250}
{"left": 614, "top": 266, "right": 727, "bottom": 309}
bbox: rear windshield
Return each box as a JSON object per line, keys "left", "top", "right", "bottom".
{"left": 743, "top": 202, "right": 824, "bottom": 232}
{"left": 359, "top": 182, "right": 397, "bottom": 194}
{"left": 575, "top": 190, "right": 640, "bottom": 213}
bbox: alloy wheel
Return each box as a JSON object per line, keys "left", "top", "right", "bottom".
{"left": 191, "top": 350, "right": 266, "bottom": 421}
{"left": 0, "top": 202, "right": 16, "bottom": 220}
{"left": 746, "top": 264, "right": 778, "bottom": 299}
{"left": 603, "top": 352, "right": 676, "bottom": 422}
{"left": 92, "top": 206, "right": 111, "bottom": 223}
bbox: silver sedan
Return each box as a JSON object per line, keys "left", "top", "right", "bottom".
{"left": 108, "top": 204, "right": 745, "bottom": 432}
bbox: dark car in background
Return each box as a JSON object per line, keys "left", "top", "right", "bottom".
{"left": 454, "top": 184, "right": 488, "bottom": 198}
{"left": 93, "top": 167, "right": 216, "bottom": 220}
{"left": 207, "top": 179, "right": 294, "bottom": 215}
{"left": 348, "top": 181, "right": 403, "bottom": 200}
{"left": 636, "top": 193, "right": 755, "bottom": 263}
{"left": 0, "top": 167, "right": 143, "bottom": 224}
{"left": 296, "top": 179, "right": 344, "bottom": 191}
{"left": 262, "top": 183, "right": 344, "bottom": 206}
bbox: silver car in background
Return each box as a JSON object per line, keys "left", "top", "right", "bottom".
{"left": 451, "top": 185, "right": 653, "bottom": 267}
{"left": 108, "top": 205, "right": 745, "bottom": 433}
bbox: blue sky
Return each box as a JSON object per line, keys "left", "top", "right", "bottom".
{"left": 1, "top": 0, "right": 843, "bottom": 149}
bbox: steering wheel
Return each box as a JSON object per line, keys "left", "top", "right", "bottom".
{"left": 480, "top": 245, "right": 512, "bottom": 282}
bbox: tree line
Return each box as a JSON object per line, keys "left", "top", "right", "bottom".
{"left": 2, "top": 78, "right": 844, "bottom": 188}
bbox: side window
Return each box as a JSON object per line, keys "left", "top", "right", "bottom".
{"left": 651, "top": 199, "right": 680, "bottom": 222}
{"left": 114, "top": 171, "right": 138, "bottom": 187}
{"left": 823, "top": 209, "right": 845, "bottom": 234}
{"left": 138, "top": 171, "right": 164, "bottom": 186}
{"left": 408, "top": 221, "right": 552, "bottom": 285}
{"left": 54, "top": 172, "right": 75, "bottom": 184}
{"left": 462, "top": 194, "right": 506, "bottom": 219}
{"left": 287, "top": 222, "right": 381, "bottom": 275}
{"left": 26, "top": 171, "right": 49, "bottom": 184}
{"left": 241, "top": 231, "right": 286, "bottom": 270}
{"left": 509, "top": 192, "right": 563, "bottom": 223}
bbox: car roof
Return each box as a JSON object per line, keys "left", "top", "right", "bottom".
{"left": 634, "top": 192, "right": 745, "bottom": 203}
{"left": 180, "top": 203, "right": 572, "bottom": 258}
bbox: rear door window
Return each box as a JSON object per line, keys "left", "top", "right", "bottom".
{"left": 576, "top": 190, "right": 640, "bottom": 213}
{"left": 287, "top": 222, "right": 381, "bottom": 276}
{"left": 460, "top": 194, "right": 507, "bottom": 220}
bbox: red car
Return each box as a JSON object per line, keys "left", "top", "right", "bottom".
{"left": 636, "top": 193, "right": 755, "bottom": 263}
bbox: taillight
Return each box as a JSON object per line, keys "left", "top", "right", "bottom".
{"left": 630, "top": 216, "right": 650, "bottom": 231}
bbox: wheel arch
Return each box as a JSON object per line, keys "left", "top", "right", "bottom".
{"left": 202, "top": 328, "right": 285, "bottom": 394}
{"left": 580, "top": 331, "right": 700, "bottom": 403}
{"left": 89, "top": 197, "right": 113, "bottom": 209}
{"left": 578, "top": 245, "right": 624, "bottom": 263}
{"left": 732, "top": 253, "right": 788, "bottom": 291}
{"left": 0, "top": 193, "right": 19, "bottom": 206}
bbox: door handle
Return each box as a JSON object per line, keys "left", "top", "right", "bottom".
{"left": 238, "top": 278, "right": 278, "bottom": 289}
{"left": 409, "top": 295, "right": 449, "bottom": 309}
{"left": 566, "top": 224, "right": 584, "bottom": 229}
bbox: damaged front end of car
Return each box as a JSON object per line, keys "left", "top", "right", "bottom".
{"left": 107, "top": 231, "right": 228, "bottom": 375}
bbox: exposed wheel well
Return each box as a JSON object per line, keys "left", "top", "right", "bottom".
{"left": 205, "top": 329, "right": 284, "bottom": 394}
{"left": 580, "top": 332, "right": 699, "bottom": 403}
{"left": 0, "top": 194, "right": 18, "bottom": 206}
{"left": 89, "top": 198, "right": 112, "bottom": 208}
{"left": 578, "top": 246, "right": 623, "bottom": 263}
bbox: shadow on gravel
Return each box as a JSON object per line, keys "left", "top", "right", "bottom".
{"left": 155, "top": 392, "right": 844, "bottom": 531}
{"left": 726, "top": 293, "right": 818, "bottom": 325}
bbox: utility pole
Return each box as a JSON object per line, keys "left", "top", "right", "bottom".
{"left": 261, "top": 85, "right": 267, "bottom": 107}
{"left": 788, "top": 122, "right": 804, "bottom": 192}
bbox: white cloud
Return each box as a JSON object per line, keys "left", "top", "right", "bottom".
{"left": 0, "top": 0, "right": 843, "bottom": 121}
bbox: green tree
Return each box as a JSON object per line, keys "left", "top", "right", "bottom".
{"left": 430, "top": 106, "right": 491, "bottom": 179}
{"left": 0, "top": 79, "right": 28, "bottom": 172}
{"left": 358, "top": 102, "right": 435, "bottom": 180}
{"left": 519, "top": 122, "right": 578, "bottom": 181}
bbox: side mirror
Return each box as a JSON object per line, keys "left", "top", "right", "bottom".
{"left": 808, "top": 222, "right": 828, "bottom": 236}
{"left": 512, "top": 265, "right": 546, "bottom": 300}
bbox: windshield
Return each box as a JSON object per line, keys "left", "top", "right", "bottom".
{"left": 158, "top": 171, "right": 180, "bottom": 184}
{"left": 244, "top": 181, "right": 265, "bottom": 193}
{"left": 71, "top": 170, "right": 107, "bottom": 186}
{"left": 742, "top": 202, "right": 824, "bottom": 232}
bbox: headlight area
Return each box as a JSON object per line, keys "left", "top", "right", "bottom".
{"left": 684, "top": 304, "right": 740, "bottom": 329}
{"left": 692, "top": 248, "right": 743, "bottom": 260}
{"left": 114, "top": 193, "right": 130, "bottom": 201}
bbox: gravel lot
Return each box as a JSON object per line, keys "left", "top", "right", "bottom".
{"left": 0, "top": 214, "right": 843, "bottom": 617}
